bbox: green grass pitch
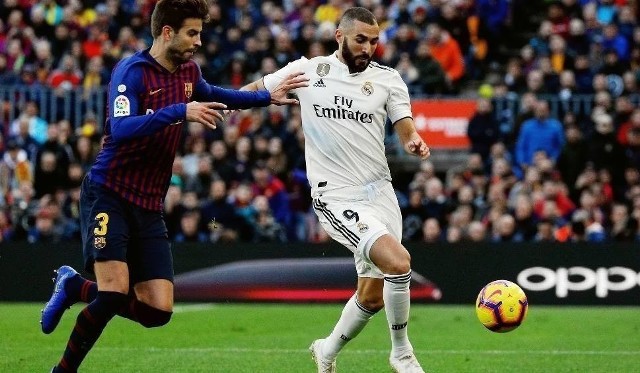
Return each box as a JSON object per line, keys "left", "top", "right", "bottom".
{"left": 1, "top": 303, "right": 639, "bottom": 372}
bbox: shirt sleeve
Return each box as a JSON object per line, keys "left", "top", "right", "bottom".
{"left": 386, "top": 71, "right": 413, "bottom": 124}
{"left": 263, "top": 57, "right": 307, "bottom": 92}
{"left": 193, "top": 64, "right": 271, "bottom": 108}
{"left": 109, "top": 62, "right": 186, "bottom": 142}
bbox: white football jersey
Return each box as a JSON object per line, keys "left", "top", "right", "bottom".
{"left": 263, "top": 53, "right": 413, "bottom": 195}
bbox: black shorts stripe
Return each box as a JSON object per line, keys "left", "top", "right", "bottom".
{"left": 313, "top": 198, "right": 360, "bottom": 247}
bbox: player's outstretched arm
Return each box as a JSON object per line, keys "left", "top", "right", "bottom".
{"left": 394, "top": 117, "right": 431, "bottom": 160}
{"left": 186, "top": 101, "right": 227, "bottom": 130}
{"left": 242, "top": 72, "right": 309, "bottom": 105}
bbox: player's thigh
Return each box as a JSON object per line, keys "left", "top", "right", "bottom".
{"left": 378, "top": 184, "right": 403, "bottom": 241}
{"left": 368, "top": 234, "right": 411, "bottom": 275}
{"left": 128, "top": 208, "right": 173, "bottom": 310}
{"left": 94, "top": 260, "right": 129, "bottom": 293}
{"left": 80, "top": 177, "right": 131, "bottom": 275}
{"left": 312, "top": 196, "right": 386, "bottom": 277}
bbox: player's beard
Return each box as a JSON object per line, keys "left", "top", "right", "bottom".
{"left": 167, "top": 44, "right": 196, "bottom": 65}
{"left": 341, "top": 39, "right": 372, "bottom": 73}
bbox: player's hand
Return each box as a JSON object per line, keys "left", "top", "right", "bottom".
{"left": 186, "top": 101, "right": 227, "bottom": 130}
{"left": 406, "top": 137, "right": 431, "bottom": 160}
{"left": 269, "top": 72, "right": 309, "bottom": 106}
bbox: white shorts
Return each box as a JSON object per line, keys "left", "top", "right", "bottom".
{"left": 312, "top": 179, "right": 402, "bottom": 278}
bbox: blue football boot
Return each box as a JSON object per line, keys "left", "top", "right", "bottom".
{"left": 41, "top": 265, "right": 79, "bottom": 334}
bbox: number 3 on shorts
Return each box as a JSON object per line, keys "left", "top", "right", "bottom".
{"left": 94, "top": 212, "right": 109, "bottom": 236}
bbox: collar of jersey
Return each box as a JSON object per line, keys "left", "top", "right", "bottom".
{"left": 331, "top": 52, "right": 364, "bottom": 76}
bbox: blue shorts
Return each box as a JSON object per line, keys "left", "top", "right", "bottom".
{"left": 80, "top": 176, "right": 173, "bottom": 283}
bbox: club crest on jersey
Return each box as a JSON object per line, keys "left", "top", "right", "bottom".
{"left": 113, "top": 95, "right": 130, "bottom": 117}
{"left": 357, "top": 222, "right": 369, "bottom": 233}
{"left": 94, "top": 236, "right": 106, "bottom": 250}
{"left": 316, "top": 63, "right": 330, "bottom": 77}
{"left": 361, "top": 82, "right": 374, "bottom": 96}
{"left": 184, "top": 82, "right": 193, "bottom": 99}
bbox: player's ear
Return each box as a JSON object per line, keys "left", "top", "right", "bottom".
{"left": 162, "top": 25, "right": 173, "bottom": 41}
{"left": 335, "top": 28, "right": 343, "bottom": 44}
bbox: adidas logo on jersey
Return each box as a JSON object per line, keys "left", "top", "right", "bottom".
{"left": 313, "top": 79, "right": 326, "bottom": 88}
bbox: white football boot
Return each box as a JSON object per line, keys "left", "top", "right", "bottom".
{"left": 309, "top": 339, "right": 336, "bottom": 373}
{"left": 390, "top": 352, "right": 425, "bottom": 373}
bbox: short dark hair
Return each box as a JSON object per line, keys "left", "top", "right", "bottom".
{"left": 151, "top": 0, "right": 210, "bottom": 38}
{"left": 338, "top": 7, "right": 377, "bottom": 29}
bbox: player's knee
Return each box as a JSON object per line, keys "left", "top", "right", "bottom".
{"left": 385, "top": 254, "right": 411, "bottom": 275}
{"left": 139, "top": 307, "right": 173, "bottom": 328}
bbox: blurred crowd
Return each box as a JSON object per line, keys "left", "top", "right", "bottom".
{"left": 0, "top": 0, "right": 639, "bottom": 245}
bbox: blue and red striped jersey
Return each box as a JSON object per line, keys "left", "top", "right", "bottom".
{"left": 89, "top": 49, "right": 271, "bottom": 211}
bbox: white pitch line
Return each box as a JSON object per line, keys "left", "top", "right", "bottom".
{"left": 172, "top": 304, "right": 218, "bottom": 313}
{"left": 85, "top": 347, "right": 640, "bottom": 356}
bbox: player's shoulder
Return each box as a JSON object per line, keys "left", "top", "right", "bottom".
{"left": 112, "top": 51, "right": 148, "bottom": 76}
{"left": 367, "top": 61, "right": 400, "bottom": 76}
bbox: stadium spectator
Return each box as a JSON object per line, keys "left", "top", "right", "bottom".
{"left": 200, "top": 179, "right": 246, "bottom": 242}
{"left": 401, "top": 187, "right": 429, "bottom": 242}
{"left": 251, "top": 195, "right": 287, "bottom": 243}
{"left": 547, "top": 1, "right": 570, "bottom": 38}
{"left": 426, "top": 22, "right": 465, "bottom": 90}
{"left": 174, "top": 209, "right": 209, "bottom": 243}
{"left": 529, "top": 20, "right": 552, "bottom": 56}
{"left": 8, "top": 100, "right": 48, "bottom": 145}
{"left": 557, "top": 124, "right": 589, "bottom": 200}
{"left": 185, "top": 156, "right": 215, "bottom": 199}
{"left": 395, "top": 52, "right": 419, "bottom": 88}
{"left": 515, "top": 100, "right": 565, "bottom": 172}
{"left": 27, "top": 203, "right": 61, "bottom": 243}
{"left": 466, "top": 220, "right": 487, "bottom": 242}
{"left": 608, "top": 202, "right": 638, "bottom": 242}
{"left": 314, "top": 0, "right": 343, "bottom": 25}
{"left": 445, "top": 225, "right": 463, "bottom": 243}
{"left": 0, "top": 138, "right": 32, "bottom": 199}
{"left": 475, "top": 0, "right": 509, "bottom": 62}
{"left": 491, "top": 213, "right": 522, "bottom": 242}
{"left": 412, "top": 39, "right": 447, "bottom": 94}
{"left": 513, "top": 193, "right": 538, "bottom": 241}
{"left": 467, "top": 97, "right": 500, "bottom": 164}
{"left": 8, "top": 114, "right": 39, "bottom": 162}
{"left": 423, "top": 217, "right": 443, "bottom": 243}
{"left": 209, "top": 139, "right": 236, "bottom": 182}
{"left": 588, "top": 113, "right": 627, "bottom": 188}
{"left": 567, "top": 18, "right": 591, "bottom": 56}
{"left": 250, "top": 160, "right": 290, "bottom": 230}
{"left": 618, "top": 108, "right": 640, "bottom": 146}
{"left": 47, "top": 53, "right": 82, "bottom": 90}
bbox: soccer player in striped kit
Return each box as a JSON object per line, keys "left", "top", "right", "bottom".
{"left": 242, "top": 7, "right": 430, "bottom": 373}
{"left": 40, "top": 1, "right": 307, "bottom": 372}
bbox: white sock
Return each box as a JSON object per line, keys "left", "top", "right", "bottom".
{"left": 384, "top": 271, "right": 413, "bottom": 357}
{"left": 322, "top": 293, "right": 376, "bottom": 360}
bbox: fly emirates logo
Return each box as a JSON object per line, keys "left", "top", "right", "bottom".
{"left": 313, "top": 96, "right": 374, "bottom": 124}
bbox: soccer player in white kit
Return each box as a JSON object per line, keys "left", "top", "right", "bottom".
{"left": 241, "top": 7, "right": 430, "bottom": 373}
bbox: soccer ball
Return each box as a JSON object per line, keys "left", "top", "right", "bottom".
{"left": 475, "top": 280, "right": 528, "bottom": 333}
